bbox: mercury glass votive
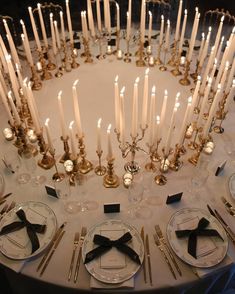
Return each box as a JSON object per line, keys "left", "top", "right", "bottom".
{"left": 27, "top": 129, "right": 37, "bottom": 143}
{"left": 3, "top": 128, "right": 14, "bottom": 141}
{"left": 107, "top": 45, "right": 112, "bottom": 55}
{"left": 146, "top": 45, "right": 152, "bottom": 55}
{"left": 117, "top": 49, "right": 123, "bottom": 60}
{"left": 123, "top": 172, "right": 133, "bottom": 188}
{"left": 36, "top": 62, "right": 42, "bottom": 73}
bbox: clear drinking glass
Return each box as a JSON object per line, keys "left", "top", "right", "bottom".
{"left": 127, "top": 181, "right": 152, "bottom": 219}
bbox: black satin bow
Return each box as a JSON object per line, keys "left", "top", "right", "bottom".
{"left": 0, "top": 209, "right": 46, "bottom": 254}
{"left": 84, "top": 232, "right": 141, "bottom": 265}
{"left": 175, "top": 217, "right": 223, "bottom": 259}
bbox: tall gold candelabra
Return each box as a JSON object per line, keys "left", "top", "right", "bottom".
{"left": 136, "top": 41, "right": 146, "bottom": 67}
{"left": 103, "top": 157, "right": 119, "bottom": 188}
{"left": 188, "top": 137, "right": 207, "bottom": 166}
{"left": 169, "top": 144, "right": 183, "bottom": 171}
{"left": 213, "top": 93, "right": 228, "bottom": 133}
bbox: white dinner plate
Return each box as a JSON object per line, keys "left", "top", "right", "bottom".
{"left": 228, "top": 174, "right": 235, "bottom": 199}
{"left": 82, "top": 220, "right": 144, "bottom": 284}
{"left": 167, "top": 208, "right": 228, "bottom": 268}
{"left": 0, "top": 201, "right": 57, "bottom": 260}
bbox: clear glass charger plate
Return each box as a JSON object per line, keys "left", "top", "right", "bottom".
{"left": 166, "top": 207, "right": 228, "bottom": 268}
{"left": 82, "top": 219, "right": 144, "bottom": 284}
{"left": 228, "top": 173, "right": 235, "bottom": 199}
{"left": 0, "top": 201, "right": 57, "bottom": 260}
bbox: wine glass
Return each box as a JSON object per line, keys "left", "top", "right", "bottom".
{"left": 21, "top": 152, "right": 46, "bottom": 187}
{"left": 3, "top": 151, "right": 30, "bottom": 184}
{"left": 127, "top": 181, "right": 152, "bottom": 219}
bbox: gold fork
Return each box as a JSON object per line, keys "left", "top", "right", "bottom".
{"left": 68, "top": 232, "right": 80, "bottom": 281}
{"left": 74, "top": 227, "right": 87, "bottom": 283}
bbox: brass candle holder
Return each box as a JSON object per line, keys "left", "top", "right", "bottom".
{"left": 59, "top": 136, "right": 71, "bottom": 163}
{"left": 83, "top": 37, "right": 93, "bottom": 63}
{"left": 46, "top": 47, "right": 56, "bottom": 70}
{"left": 30, "top": 65, "right": 42, "bottom": 91}
{"left": 70, "top": 42, "right": 80, "bottom": 68}
{"left": 116, "top": 126, "right": 147, "bottom": 174}
{"left": 190, "top": 61, "right": 201, "bottom": 81}
{"left": 38, "top": 50, "right": 52, "bottom": 80}
{"left": 19, "top": 89, "right": 31, "bottom": 122}
{"left": 154, "top": 148, "right": 171, "bottom": 186}
{"left": 145, "top": 144, "right": 157, "bottom": 172}
{"left": 179, "top": 59, "right": 191, "bottom": 86}
{"left": 94, "top": 150, "right": 106, "bottom": 176}
{"left": 124, "top": 38, "right": 131, "bottom": 63}
{"left": 213, "top": 93, "right": 228, "bottom": 133}
{"left": 155, "top": 43, "right": 163, "bottom": 65}
{"left": 49, "top": 148, "right": 65, "bottom": 181}
{"left": 54, "top": 52, "right": 63, "bottom": 78}
{"left": 188, "top": 137, "right": 207, "bottom": 166}
{"left": 36, "top": 132, "right": 55, "bottom": 169}
{"left": 61, "top": 41, "right": 71, "bottom": 72}
{"left": 168, "top": 40, "right": 178, "bottom": 67}
{"left": 136, "top": 41, "right": 146, "bottom": 67}
{"left": 171, "top": 53, "right": 182, "bottom": 76}
{"left": 77, "top": 135, "right": 93, "bottom": 174}
{"left": 159, "top": 48, "right": 168, "bottom": 71}
{"left": 15, "top": 124, "right": 38, "bottom": 157}
{"left": 96, "top": 33, "right": 106, "bottom": 60}
{"left": 103, "top": 157, "right": 119, "bottom": 188}
{"left": 169, "top": 144, "right": 183, "bottom": 171}
{"left": 188, "top": 125, "right": 202, "bottom": 150}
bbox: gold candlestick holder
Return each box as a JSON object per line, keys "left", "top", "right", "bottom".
{"left": 115, "top": 30, "right": 121, "bottom": 55}
{"left": 179, "top": 59, "right": 191, "bottom": 86}
{"left": 190, "top": 61, "right": 201, "bottom": 80}
{"left": 116, "top": 126, "right": 147, "bottom": 174}
{"left": 96, "top": 34, "right": 106, "bottom": 60}
{"left": 168, "top": 40, "right": 178, "bottom": 67}
{"left": 46, "top": 48, "right": 56, "bottom": 71}
{"left": 124, "top": 38, "right": 131, "bottom": 63}
{"left": 38, "top": 50, "right": 52, "bottom": 80}
{"left": 59, "top": 136, "right": 71, "bottom": 163}
{"left": 169, "top": 144, "right": 183, "bottom": 171}
{"left": 145, "top": 144, "right": 157, "bottom": 171}
{"left": 103, "top": 157, "right": 119, "bottom": 188}
{"left": 83, "top": 38, "right": 93, "bottom": 63}
{"left": 70, "top": 42, "right": 80, "bottom": 68}
{"left": 213, "top": 93, "right": 228, "bottom": 133}
{"left": 36, "top": 132, "right": 55, "bottom": 169}
{"left": 155, "top": 43, "right": 163, "bottom": 65}
{"left": 188, "top": 125, "right": 202, "bottom": 150}
{"left": 19, "top": 89, "right": 31, "bottom": 122}
{"left": 203, "top": 134, "right": 214, "bottom": 155}
{"left": 54, "top": 52, "right": 63, "bottom": 78}
{"left": 171, "top": 53, "right": 182, "bottom": 76}
{"left": 77, "top": 136, "right": 93, "bottom": 174}
{"left": 95, "top": 150, "right": 106, "bottom": 176}
{"left": 30, "top": 65, "right": 42, "bottom": 91}
{"left": 136, "top": 41, "right": 146, "bottom": 67}
{"left": 154, "top": 148, "right": 171, "bottom": 186}
{"left": 15, "top": 124, "right": 38, "bottom": 157}
{"left": 61, "top": 41, "right": 71, "bottom": 72}
{"left": 159, "top": 49, "right": 168, "bottom": 71}
{"left": 49, "top": 148, "right": 65, "bottom": 181}
{"left": 188, "top": 137, "right": 207, "bottom": 166}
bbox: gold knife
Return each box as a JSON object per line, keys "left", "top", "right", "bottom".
{"left": 153, "top": 234, "right": 177, "bottom": 280}
{"left": 140, "top": 227, "right": 147, "bottom": 283}
{"left": 221, "top": 197, "right": 235, "bottom": 216}
{"left": 145, "top": 234, "right": 153, "bottom": 286}
{"left": 74, "top": 227, "right": 87, "bottom": 283}
{"left": 39, "top": 230, "right": 65, "bottom": 276}
{"left": 155, "top": 225, "right": 182, "bottom": 276}
{"left": 68, "top": 232, "right": 80, "bottom": 281}
{"left": 37, "top": 222, "right": 67, "bottom": 272}
{"left": 214, "top": 210, "right": 235, "bottom": 242}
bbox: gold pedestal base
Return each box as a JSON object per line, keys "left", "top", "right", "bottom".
{"left": 159, "top": 65, "right": 167, "bottom": 71}
{"left": 124, "top": 56, "right": 131, "bottom": 63}
{"left": 78, "top": 159, "right": 93, "bottom": 174}
{"left": 169, "top": 160, "right": 183, "bottom": 171}
{"left": 55, "top": 71, "right": 63, "bottom": 78}
{"left": 145, "top": 162, "right": 156, "bottom": 172}
{"left": 136, "top": 59, "right": 146, "bottom": 67}
{"left": 155, "top": 57, "right": 162, "bottom": 65}
{"left": 95, "top": 165, "right": 106, "bottom": 176}
{"left": 188, "top": 156, "right": 198, "bottom": 166}
{"left": 171, "top": 68, "right": 182, "bottom": 76}
{"left": 179, "top": 77, "right": 191, "bottom": 86}
{"left": 103, "top": 174, "right": 119, "bottom": 188}
{"left": 188, "top": 141, "right": 198, "bottom": 150}
{"left": 38, "top": 155, "right": 55, "bottom": 170}
{"left": 154, "top": 174, "right": 167, "bottom": 185}
{"left": 168, "top": 59, "right": 175, "bottom": 67}
{"left": 41, "top": 70, "right": 52, "bottom": 80}
{"left": 52, "top": 172, "right": 65, "bottom": 181}
{"left": 213, "top": 125, "right": 224, "bottom": 134}
{"left": 47, "top": 62, "right": 56, "bottom": 70}
{"left": 32, "top": 81, "right": 42, "bottom": 91}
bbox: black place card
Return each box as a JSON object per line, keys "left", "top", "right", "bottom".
{"left": 215, "top": 160, "right": 227, "bottom": 176}
{"left": 108, "top": 39, "right": 116, "bottom": 46}
{"left": 45, "top": 185, "right": 58, "bottom": 198}
{"left": 104, "top": 203, "right": 120, "bottom": 213}
{"left": 166, "top": 192, "right": 183, "bottom": 204}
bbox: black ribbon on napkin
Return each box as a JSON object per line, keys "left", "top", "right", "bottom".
{"left": 84, "top": 232, "right": 141, "bottom": 265}
{"left": 175, "top": 217, "right": 223, "bottom": 259}
{"left": 0, "top": 209, "right": 46, "bottom": 253}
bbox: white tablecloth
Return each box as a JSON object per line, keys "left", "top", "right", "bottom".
{"left": 0, "top": 40, "right": 235, "bottom": 294}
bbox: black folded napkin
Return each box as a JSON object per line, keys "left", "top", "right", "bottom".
{"left": 175, "top": 217, "right": 223, "bottom": 259}
{"left": 84, "top": 232, "right": 141, "bottom": 265}
{"left": 0, "top": 209, "right": 46, "bottom": 254}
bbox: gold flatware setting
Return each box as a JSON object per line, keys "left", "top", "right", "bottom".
{"left": 221, "top": 197, "right": 235, "bottom": 216}
{"left": 153, "top": 234, "right": 177, "bottom": 280}
{"left": 68, "top": 232, "right": 80, "bottom": 281}
{"left": 74, "top": 227, "right": 87, "bottom": 283}
{"left": 37, "top": 222, "right": 66, "bottom": 274}
{"left": 140, "top": 227, "right": 147, "bottom": 284}
{"left": 145, "top": 234, "right": 153, "bottom": 286}
{"left": 0, "top": 201, "right": 16, "bottom": 220}
{"left": 155, "top": 225, "right": 182, "bottom": 277}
